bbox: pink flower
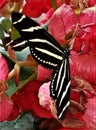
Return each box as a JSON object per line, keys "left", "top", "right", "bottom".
{"left": 0, "top": 54, "right": 13, "bottom": 121}
{"left": 38, "top": 81, "right": 51, "bottom": 110}
{"left": 70, "top": 50, "right": 96, "bottom": 84}
{"left": 72, "top": 7, "right": 96, "bottom": 53}
{"left": 38, "top": 79, "right": 96, "bottom": 129}
{"left": 38, "top": 81, "right": 57, "bottom": 118}
{"left": 79, "top": 6, "right": 96, "bottom": 25}
{"left": 82, "top": 96, "right": 96, "bottom": 129}
{"left": 73, "top": 24, "right": 96, "bottom": 53}
{"left": 48, "top": 4, "right": 78, "bottom": 45}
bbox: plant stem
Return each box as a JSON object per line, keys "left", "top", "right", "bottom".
{"left": 9, "top": 72, "right": 37, "bottom": 97}
{"left": 18, "top": 72, "right": 37, "bottom": 89}
{"left": 50, "top": 0, "right": 58, "bottom": 10}
{"left": 61, "top": 0, "right": 65, "bottom": 4}
{"left": 8, "top": 69, "right": 14, "bottom": 80}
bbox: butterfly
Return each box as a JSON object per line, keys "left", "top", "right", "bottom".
{"left": 8, "top": 12, "right": 71, "bottom": 120}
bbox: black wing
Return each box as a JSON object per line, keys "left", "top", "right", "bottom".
{"left": 6, "top": 37, "right": 28, "bottom": 51}
{"left": 11, "top": 12, "right": 68, "bottom": 70}
{"left": 50, "top": 58, "right": 70, "bottom": 120}
{"left": 11, "top": 12, "right": 70, "bottom": 120}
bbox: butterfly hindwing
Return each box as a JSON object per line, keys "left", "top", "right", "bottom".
{"left": 6, "top": 37, "right": 28, "bottom": 51}
{"left": 11, "top": 12, "right": 71, "bottom": 120}
{"left": 50, "top": 59, "right": 70, "bottom": 120}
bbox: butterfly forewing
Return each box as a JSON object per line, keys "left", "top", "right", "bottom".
{"left": 11, "top": 12, "right": 71, "bottom": 120}
{"left": 12, "top": 12, "right": 65, "bottom": 70}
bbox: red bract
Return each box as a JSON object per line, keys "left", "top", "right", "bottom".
{"left": 38, "top": 81, "right": 87, "bottom": 129}
{"left": 0, "top": 54, "right": 9, "bottom": 81}
{"left": 0, "top": 94, "right": 13, "bottom": 122}
{"left": 40, "top": 8, "right": 54, "bottom": 25}
{"left": 7, "top": 103, "right": 21, "bottom": 121}
{"left": 73, "top": 7, "right": 96, "bottom": 53}
{"left": 70, "top": 50, "right": 96, "bottom": 84}
{"left": 37, "top": 65, "right": 52, "bottom": 81}
{"left": 73, "top": 24, "right": 96, "bottom": 53}
{"left": 48, "top": 4, "right": 79, "bottom": 45}
{"left": 10, "top": 80, "right": 52, "bottom": 120}
{"left": 65, "top": 0, "right": 70, "bottom": 4}
{"left": 79, "top": 6, "right": 96, "bottom": 25}
{"left": 23, "top": 0, "right": 52, "bottom": 18}
{"left": 10, "top": 0, "right": 22, "bottom": 2}
{"left": 23, "top": 0, "right": 71, "bottom": 18}
{"left": 87, "top": 0, "right": 96, "bottom": 7}
{"left": 0, "top": 0, "right": 8, "bottom": 8}
{"left": 82, "top": 96, "right": 96, "bottom": 129}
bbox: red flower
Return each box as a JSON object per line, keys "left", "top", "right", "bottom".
{"left": 0, "top": 94, "right": 13, "bottom": 121}
{"left": 7, "top": 103, "right": 21, "bottom": 121}
{"left": 37, "top": 65, "right": 52, "bottom": 81}
{"left": 22, "top": 0, "right": 70, "bottom": 18}
{"left": 0, "top": 54, "right": 9, "bottom": 81}
{"left": 23, "top": 0, "right": 52, "bottom": 18}
{"left": 70, "top": 50, "right": 96, "bottom": 84}
{"left": 48, "top": 4, "right": 79, "bottom": 45}
{"left": 10, "top": 80, "right": 52, "bottom": 120}
{"left": 73, "top": 24, "right": 96, "bottom": 53}
{"left": 79, "top": 6, "right": 96, "bottom": 25}
{"left": 0, "top": 0, "right": 8, "bottom": 8}
{"left": 87, "top": 0, "right": 96, "bottom": 7}
{"left": 82, "top": 96, "right": 96, "bottom": 129}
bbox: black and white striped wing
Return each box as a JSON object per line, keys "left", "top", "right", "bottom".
{"left": 11, "top": 12, "right": 70, "bottom": 120}
{"left": 11, "top": 12, "right": 65, "bottom": 70}
{"left": 6, "top": 37, "right": 28, "bottom": 51}
{"left": 50, "top": 58, "right": 70, "bottom": 120}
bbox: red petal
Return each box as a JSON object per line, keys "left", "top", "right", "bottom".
{"left": 80, "top": 7, "right": 96, "bottom": 25}
{"left": 70, "top": 50, "right": 96, "bottom": 84}
{"left": 48, "top": 4, "right": 78, "bottom": 45}
{"left": 82, "top": 96, "right": 96, "bottom": 129}
{"left": 0, "top": 94, "right": 13, "bottom": 121}
{"left": 11, "top": 80, "right": 52, "bottom": 118}
{"left": 0, "top": 54, "right": 9, "bottom": 81}
{"left": 37, "top": 65, "right": 52, "bottom": 81}
{"left": 0, "top": 0, "right": 8, "bottom": 8}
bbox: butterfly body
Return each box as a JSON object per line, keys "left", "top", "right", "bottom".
{"left": 10, "top": 12, "right": 71, "bottom": 120}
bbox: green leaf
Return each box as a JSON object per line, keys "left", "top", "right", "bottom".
{"left": 0, "top": 113, "right": 35, "bottom": 130}
{"left": 6, "top": 72, "right": 37, "bottom": 96}
{"left": 0, "top": 25, "right": 4, "bottom": 39}
{"left": 50, "top": 0, "right": 58, "bottom": 10}
{"left": 1, "top": 51, "right": 35, "bottom": 96}
{"left": 2, "top": 19, "right": 12, "bottom": 32}
{"left": 11, "top": 26, "right": 21, "bottom": 40}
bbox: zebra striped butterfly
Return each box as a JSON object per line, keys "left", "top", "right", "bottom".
{"left": 10, "top": 12, "right": 70, "bottom": 120}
